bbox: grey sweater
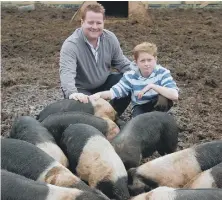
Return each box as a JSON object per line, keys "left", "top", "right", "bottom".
{"left": 59, "top": 28, "right": 131, "bottom": 98}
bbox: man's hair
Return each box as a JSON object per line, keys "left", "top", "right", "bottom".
{"left": 81, "top": 3, "right": 105, "bottom": 20}
{"left": 133, "top": 42, "right": 157, "bottom": 60}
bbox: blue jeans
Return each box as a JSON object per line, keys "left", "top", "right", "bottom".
{"left": 132, "top": 97, "right": 173, "bottom": 118}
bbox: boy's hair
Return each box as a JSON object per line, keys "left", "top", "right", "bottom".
{"left": 81, "top": 3, "right": 105, "bottom": 20}
{"left": 133, "top": 42, "right": 157, "bottom": 60}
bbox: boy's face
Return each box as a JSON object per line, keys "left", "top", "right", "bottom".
{"left": 81, "top": 11, "right": 104, "bottom": 42}
{"left": 135, "top": 52, "right": 157, "bottom": 77}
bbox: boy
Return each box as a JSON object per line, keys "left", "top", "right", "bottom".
{"left": 90, "top": 42, "right": 179, "bottom": 117}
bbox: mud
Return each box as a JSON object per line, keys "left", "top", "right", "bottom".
{"left": 1, "top": 5, "right": 222, "bottom": 152}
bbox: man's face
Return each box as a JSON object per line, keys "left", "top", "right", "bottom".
{"left": 81, "top": 11, "right": 104, "bottom": 41}
{"left": 136, "top": 52, "right": 157, "bottom": 77}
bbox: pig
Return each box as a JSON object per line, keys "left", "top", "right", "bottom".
{"left": 10, "top": 116, "right": 68, "bottom": 167}
{"left": 111, "top": 111, "right": 179, "bottom": 169}
{"left": 131, "top": 186, "right": 222, "bottom": 200}
{"left": 41, "top": 111, "right": 119, "bottom": 143}
{"left": 128, "top": 140, "right": 222, "bottom": 196}
{"left": 37, "top": 98, "right": 117, "bottom": 123}
{"left": 1, "top": 170, "right": 110, "bottom": 200}
{"left": 1, "top": 138, "right": 108, "bottom": 197}
{"left": 184, "top": 162, "right": 222, "bottom": 189}
{"left": 60, "top": 123, "right": 130, "bottom": 200}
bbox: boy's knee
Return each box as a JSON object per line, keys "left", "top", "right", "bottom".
{"left": 154, "top": 95, "right": 173, "bottom": 112}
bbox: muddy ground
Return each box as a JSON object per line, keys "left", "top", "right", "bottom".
{"left": 1, "top": 4, "right": 222, "bottom": 151}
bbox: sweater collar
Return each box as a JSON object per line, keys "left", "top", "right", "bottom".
{"left": 132, "top": 62, "right": 159, "bottom": 79}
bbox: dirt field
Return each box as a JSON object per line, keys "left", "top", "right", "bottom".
{"left": 1, "top": 4, "right": 222, "bottom": 150}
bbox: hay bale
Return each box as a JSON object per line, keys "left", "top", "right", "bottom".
{"left": 128, "top": 1, "right": 151, "bottom": 23}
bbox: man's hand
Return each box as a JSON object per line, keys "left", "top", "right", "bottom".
{"left": 89, "top": 92, "right": 101, "bottom": 101}
{"left": 69, "top": 93, "right": 89, "bottom": 103}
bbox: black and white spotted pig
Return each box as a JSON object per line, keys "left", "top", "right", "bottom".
{"left": 1, "top": 170, "right": 110, "bottom": 200}
{"left": 128, "top": 140, "right": 222, "bottom": 196}
{"left": 60, "top": 123, "right": 130, "bottom": 200}
{"left": 131, "top": 186, "right": 222, "bottom": 200}
{"left": 1, "top": 138, "right": 106, "bottom": 196}
{"left": 37, "top": 98, "right": 117, "bottom": 123}
{"left": 184, "top": 162, "right": 222, "bottom": 189}
{"left": 111, "top": 111, "right": 178, "bottom": 169}
{"left": 41, "top": 112, "right": 119, "bottom": 143}
{"left": 10, "top": 116, "right": 68, "bottom": 167}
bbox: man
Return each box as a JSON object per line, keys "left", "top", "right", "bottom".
{"left": 59, "top": 3, "right": 131, "bottom": 116}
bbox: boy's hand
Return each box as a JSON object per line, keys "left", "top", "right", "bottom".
{"left": 137, "top": 91, "right": 145, "bottom": 99}
{"left": 137, "top": 84, "right": 153, "bottom": 99}
{"left": 89, "top": 92, "right": 101, "bottom": 101}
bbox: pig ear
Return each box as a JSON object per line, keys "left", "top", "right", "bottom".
{"left": 127, "top": 168, "right": 136, "bottom": 184}
{"left": 128, "top": 168, "right": 136, "bottom": 177}
{"left": 145, "top": 191, "right": 153, "bottom": 200}
{"left": 44, "top": 168, "right": 58, "bottom": 185}
{"left": 115, "top": 116, "right": 126, "bottom": 129}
